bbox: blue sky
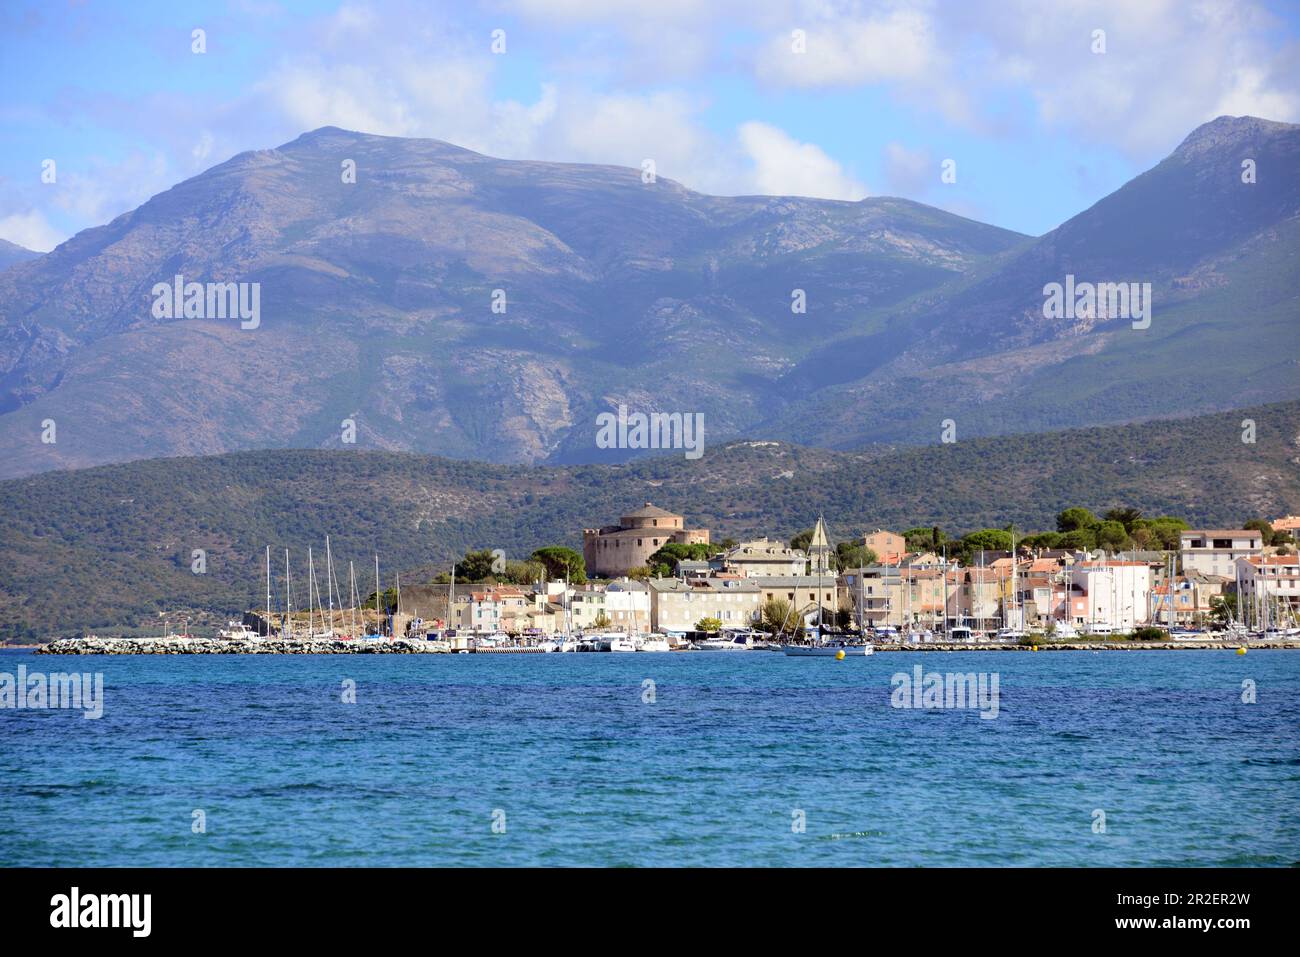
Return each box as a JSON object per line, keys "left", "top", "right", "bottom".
{"left": 2, "top": 0, "right": 1298, "bottom": 250}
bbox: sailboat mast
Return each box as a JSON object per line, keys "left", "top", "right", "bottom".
{"left": 285, "top": 548, "right": 292, "bottom": 641}
{"left": 816, "top": 517, "right": 824, "bottom": 639}
{"left": 307, "top": 546, "right": 316, "bottom": 637}
{"left": 265, "top": 545, "right": 271, "bottom": 637}
{"left": 325, "top": 536, "right": 335, "bottom": 632}
{"left": 374, "top": 554, "right": 380, "bottom": 636}
{"left": 349, "top": 560, "right": 357, "bottom": 638}
{"left": 942, "top": 545, "right": 948, "bottom": 634}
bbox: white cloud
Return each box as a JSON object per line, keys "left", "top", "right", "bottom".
{"left": 0, "top": 210, "right": 63, "bottom": 253}
{"left": 881, "top": 141, "right": 934, "bottom": 197}
{"left": 757, "top": 6, "right": 942, "bottom": 87}
{"left": 51, "top": 153, "right": 173, "bottom": 226}
{"left": 737, "top": 122, "right": 867, "bottom": 200}
{"left": 922, "top": 0, "right": 1299, "bottom": 153}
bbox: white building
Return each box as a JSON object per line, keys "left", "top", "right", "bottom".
{"left": 603, "top": 580, "right": 651, "bottom": 630}
{"left": 1180, "top": 530, "right": 1263, "bottom": 577}
{"left": 1068, "top": 561, "right": 1153, "bottom": 630}
{"left": 1236, "top": 555, "right": 1300, "bottom": 626}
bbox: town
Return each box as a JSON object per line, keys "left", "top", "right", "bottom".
{"left": 207, "top": 503, "right": 1299, "bottom": 652}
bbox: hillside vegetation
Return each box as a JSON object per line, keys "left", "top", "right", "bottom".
{"left": 0, "top": 400, "right": 1295, "bottom": 641}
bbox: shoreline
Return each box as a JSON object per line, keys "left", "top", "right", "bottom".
{"left": 29, "top": 636, "right": 1300, "bottom": 655}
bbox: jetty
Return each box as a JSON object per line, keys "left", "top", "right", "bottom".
{"left": 868, "top": 639, "right": 1300, "bottom": 651}
{"left": 36, "top": 637, "right": 449, "bottom": 655}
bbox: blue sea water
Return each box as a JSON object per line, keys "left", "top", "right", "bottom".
{"left": 0, "top": 647, "right": 1296, "bottom": 867}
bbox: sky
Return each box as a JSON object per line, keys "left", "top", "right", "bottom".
{"left": 1, "top": 0, "right": 1298, "bottom": 251}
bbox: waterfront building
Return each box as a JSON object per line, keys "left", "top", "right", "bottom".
{"left": 648, "top": 577, "right": 760, "bottom": 633}
{"left": 842, "top": 562, "right": 954, "bottom": 629}
{"left": 583, "top": 503, "right": 709, "bottom": 578}
{"left": 1150, "top": 572, "right": 1228, "bottom": 627}
{"left": 1236, "top": 554, "right": 1300, "bottom": 625}
{"left": 957, "top": 567, "right": 1004, "bottom": 629}
{"left": 1014, "top": 572, "right": 1070, "bottom": 628}
{"left": 1069, "top": 561, "right": 1153, "bottom": 630}
{"left": 466, "top": 586, "right": 530, "bottom": 634}
{"left": 567, "top": 584, "right": 607, "bottom": 630}
{"left": 751, "top": 576, "right": 839, "bottom": 629}
{"left": 603, "top": 579, "right": 652, "bottom": 630}
{"left": 1179, "top": 529, "right": 1264, "bottom": 577}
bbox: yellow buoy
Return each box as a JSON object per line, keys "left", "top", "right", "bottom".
{"left": 1032, "top": 645, "right": 1039, "bottom": 652}
{"left": 835, "top": 650, "right": 846, "bottom": 660}
{"left": 1237, "top": 646, "right": 1247, "bottom": 655}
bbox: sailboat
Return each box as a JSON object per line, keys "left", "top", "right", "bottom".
{"left": 783, "top": 516, "right": 874, "bottom": 657}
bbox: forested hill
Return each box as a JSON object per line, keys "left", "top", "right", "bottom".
{"left": 0, "top": 399, "right": 1296, "bottom": 641}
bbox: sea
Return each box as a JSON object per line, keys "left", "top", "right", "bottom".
{"left": 1, "top": 647, "right": 1296, "bottom": 867}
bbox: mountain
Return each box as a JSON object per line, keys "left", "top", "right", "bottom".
{"left": 0, "top": 238, "right": 39, "bottom": 273}
{"left": 0, "top": 116, "right": 1295, "bottom": 478}
{"left": 772, "top": 115, "right": 1300, "bottom": 445}
{"left": 1, "top": 399, "right": 1296, "bottom": 642}
{"left": 0, "top": 127, "right": 1023, "bottom": 477}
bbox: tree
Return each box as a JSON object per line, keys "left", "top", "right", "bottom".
{"left": 364, "top": 587, "right": 399, "bottom": 615}
{"left": 834, "top": 598, "right": 855, "bottom": 629}
{"left": 453, "top": 549, "right": 497, "bottom": 581}
{"left": 962, "top": 529, "right": 1012, "bottom": 553}
{"left": 1137, "top": 516, "right": 1189, "bottom": 550}
{"left": 1243, "top": 519, "right": 1275, "bottom": 545}
{"left": 1210, "top": 594, "right": 1237, "bottom": 624}
{"left": 1095, "top": 520, "right": 1131, "bottom": 552}
{"left": 1104, "top": 507, "right": 1143, "bottom": 532}
{"left": 789, "top": 529, "right": 814, "bottom": 552}
{"left": 625, "top": 565, "right": 653, "bottom": 581}
{"left": 499, "top": 559, "right": 546, "bottom": 585}
{"left": 647, "top": 541, "right": 720, "bottom": 576}
{"left": 903, "top": 527, "right": 935, "bottom": 552}
{"left": 1056, "top": 507, "right": 1098, "bottom": 533}
{"left": 695, "top": 616, "right": 723, "bottom": 633}
{"left": 593, "top": 611, "right": 611, "bottom": 629}
{"left": 1022, "top": 531, "right": 1062, "bottom": 550}
{"left": 835, "top": 541, "right": 876, "bottom": 571}
{"left": 760, "top": 597, "right": 796, "bottom": 635}
{"left": 1058, "top": 529, "right": 1097, "bottom": 550}
{"left": 718, "top": 538, "right": 739, "bottom": 550}
{"left": 530, "top": 546, "right": 586, "bottom": 582}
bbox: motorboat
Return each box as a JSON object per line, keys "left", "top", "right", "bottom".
{"left": 636, "top": 634, "right": 672, "bottom": 652}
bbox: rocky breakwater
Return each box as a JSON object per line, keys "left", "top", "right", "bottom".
{"left": 873, "top": 640, "right": 1300, "bottom": 651}
{"left": 37, "top": 637, "right": 447, "bottom": 655}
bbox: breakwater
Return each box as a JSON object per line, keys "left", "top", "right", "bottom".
{"left": 31, "top": 636, "right": 1299, "bottom": 654}
{"left": 35, "top": 637, "right": 448, "bottom": 655}
{"left": 871, "top": 640, "right": 1298, "bottom": 652}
